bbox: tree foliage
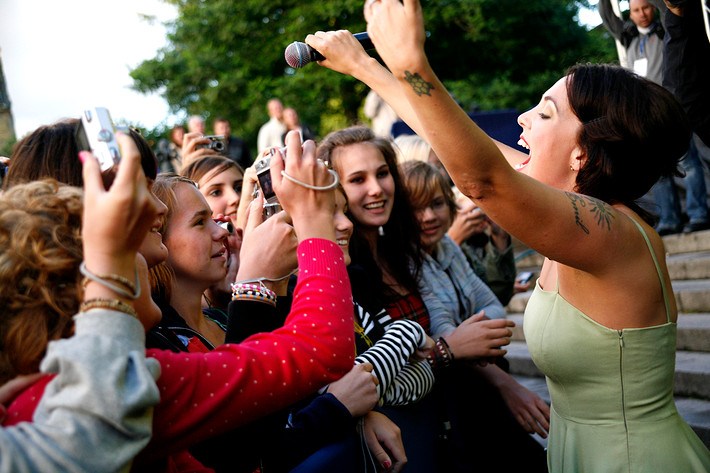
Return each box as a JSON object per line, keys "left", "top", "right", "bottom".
{"left": 131, "top": 0, "right": 611, "bottom": 152}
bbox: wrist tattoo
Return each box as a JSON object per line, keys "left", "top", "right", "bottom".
{"left": 404, "top": 71, "right": 435, "bottom": 96}
{"left": 565, "top": 192, "right": 615, "bottom": 234}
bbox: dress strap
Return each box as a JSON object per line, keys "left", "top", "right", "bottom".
{"left": 627, "top": 216, "right": 672, "bottom": 322}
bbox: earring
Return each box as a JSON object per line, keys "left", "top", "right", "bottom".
{"left": 378, "top": 226, "right": 385, "bottom": 236}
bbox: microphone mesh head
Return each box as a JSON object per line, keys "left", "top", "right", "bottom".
{"left": 285, "top": 42, "right": 311, "bottom": 68}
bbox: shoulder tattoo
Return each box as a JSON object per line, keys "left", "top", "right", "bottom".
{"left": 565, "top": 192, "right": 615, "bottom": 234}
{"left": 404, "top": 71, "right": 434, "bottom": 96}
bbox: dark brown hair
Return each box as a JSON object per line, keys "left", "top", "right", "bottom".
{"left": 566, "top": 63, "right": 690, "bottom": 223}
{"left": 6, "top": 119, "right": 82, "bottom": 188}
{"left": 7, "top": 122, "right": 158, "bottom": 190}
{"left": 317, "top": 126, "right": 424, "bottom": 296}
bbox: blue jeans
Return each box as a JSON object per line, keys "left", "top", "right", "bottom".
{"left": 653, "top": 135, "right": 709, "bottom": 229}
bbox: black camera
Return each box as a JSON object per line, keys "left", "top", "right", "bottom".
{"left": 196, "top": 135, "right": 226, "bottom": 153}
{"left": 75, "top": 107, "right": 121, "bottom": 172}
{"left": 254, "top": 147, "right": 286, "bottom": 219}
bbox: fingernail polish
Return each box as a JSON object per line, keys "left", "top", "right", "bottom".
{"left": 382, "top": 460, "right": 392, "bottom": 469}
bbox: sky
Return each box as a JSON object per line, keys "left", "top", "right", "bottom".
{"left": 0, "top": 0, "right": 180, "bottom": 139}
{"left": 0, "top": 1, "right": 604, "bottom": 140}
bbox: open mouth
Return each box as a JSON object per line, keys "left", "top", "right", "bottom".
{"left": 515, "top": 136, "right": 531, "bottom": 170}
{"left": 150, "top": 221, "right": 162, "bottom": 235}
{"left": 514, "top": 156, "right": 531, "bottom": 171}
{"left": 364, "top": 201, "right": 385, "bottom": 210}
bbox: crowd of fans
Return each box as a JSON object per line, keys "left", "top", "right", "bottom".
{"left": 1, "top": 0, "right": 709, "bottom": 472}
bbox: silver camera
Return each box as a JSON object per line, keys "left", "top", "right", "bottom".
{"left": 75, "top": 107, "right": 121, "bottom": 171}
{"left": 254, "top": 147, "right": 286, "bottom": 219}
{"left": 196, "top": 135, "right": 226, "bottom": 153}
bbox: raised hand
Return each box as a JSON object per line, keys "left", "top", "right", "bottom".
{"left": 269, "top": 131, "right": 337, "bottom": 242}
{"left": 81, "top": 132, "right": 160, "bottom": 283}
{"left": 305, "top": 30, "right": 373, "bottom": 77}
{"left": 364, "top": 0, "right": 427, "bottom": 75}
{"left": 181, "top": 132, "right": 219, "bottom": 169}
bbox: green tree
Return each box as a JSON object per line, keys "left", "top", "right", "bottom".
{"left": 131, "top": 0, "right": 609, "bottom": 153}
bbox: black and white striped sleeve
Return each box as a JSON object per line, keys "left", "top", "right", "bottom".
{"left": 354, "top": 319, "right": 434, "bottom": 405}
{"left": 381, "top": 360, "right": 435, "bottom": 406}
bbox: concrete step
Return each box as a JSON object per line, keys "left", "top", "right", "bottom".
{"left": 507, "top": 313, "right": 710, "bottom": 353}
{"left": 667, "top": 251, "right": 710, "bottom": 280}
{"left": 674, "top": 279, "right": 710, "bottom": 313}
{"left": 506, "top": 341, "right": 710, "bottom": 401}
{"left": 511, "top": 374, "right": 710, "bottom": 449}
{"left": 663, "top": 229, "right": 710, "bottom": 255}
{"left": 507, "top": 279, "right": 710, "bottom": 314}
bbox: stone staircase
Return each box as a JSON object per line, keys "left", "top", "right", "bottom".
{"left": 507, "top": 229, "right": 710, "bottom": 449}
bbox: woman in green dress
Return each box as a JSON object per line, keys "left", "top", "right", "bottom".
{"left": 304, "top": 1, "right": 710, "bottom": 471}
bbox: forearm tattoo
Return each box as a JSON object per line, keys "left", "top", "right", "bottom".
{"left": 565, "top": 192, "right": 615, "bottom": 234}
{"left": 404, "top": 71, "right": 435, "bottom": 96}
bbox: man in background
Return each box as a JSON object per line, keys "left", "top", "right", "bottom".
{"left": 256, "top": 99, "right": 286, "bottom": 153}
{"left": 213, "top": 117, "right": 252, "bottom": 170}
{"left": 600, "top": 0, "right": 710, "bottom": 234}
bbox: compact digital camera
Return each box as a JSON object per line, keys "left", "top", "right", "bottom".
{"left": 75, "top": 107, "right": 121, "bottom": 172}
{"left": 254, "top": 147, "right": 287, "bottom": 219}
{"left": 196, "top": 135, "right": 226, "bottom": 153}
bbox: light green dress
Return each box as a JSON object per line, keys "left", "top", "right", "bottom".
{"left": 524, "top": 219, "right": 710, "bottom": 473}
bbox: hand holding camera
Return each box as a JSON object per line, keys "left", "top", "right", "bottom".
{"left": 267, "top": 131, "right": 338, "bottom": 243}
{"left": 81, "top": 130, "right": 160, "bottom": 293}
{"left": 181, "top": 132, "right": 223, "bottom": 169}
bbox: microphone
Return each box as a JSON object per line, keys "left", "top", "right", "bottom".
{"left": 285, "top": 32, "right": 374, "bottom": 68}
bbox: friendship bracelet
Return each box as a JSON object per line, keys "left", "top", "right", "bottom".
{"left": 232, "top": 292, "right": 277, "bottom": 307}
{"left": 79, "top": 262, "right": 141, "bottom": 300}
{"left": 280, "top": 169, "right": 340, "bottom": 191}
{"left": 79, "top": 298, "right": 138, "bottom": 319}
{"left": 232, "top": 283, "right": 277, "bottom": 300}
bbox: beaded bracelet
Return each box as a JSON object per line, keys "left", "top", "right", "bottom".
{"left": 232, "top": 287, "right": 277, "bottom": 303}
{"left": 80, "top": 262, "right": 140, "bottom": 300}
{"left": 79, "top": 298, "right": 138, "bottom": 319}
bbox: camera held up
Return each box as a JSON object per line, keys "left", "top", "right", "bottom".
{"left": 254, "top": 146, "right": 287, "bottom": 219}
{"left": 195, "top": 135, "right": 226, "bottom": 153}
